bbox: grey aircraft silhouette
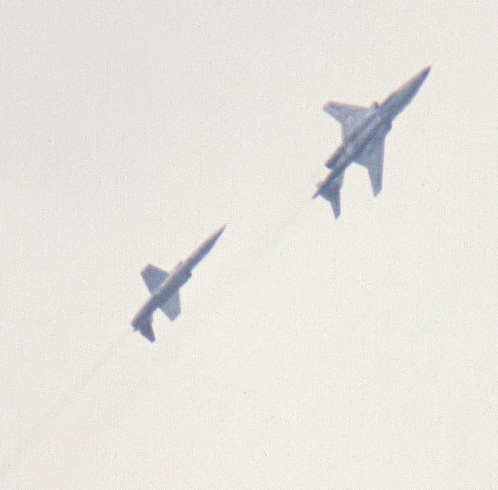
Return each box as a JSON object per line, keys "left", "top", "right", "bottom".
{"left": 314, "top": 66, "right": 431, "bottom": 217}
{"left": 131, "top": 226, "right": 225, "bottom": 342}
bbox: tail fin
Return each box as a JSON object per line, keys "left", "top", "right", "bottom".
{"left": 315, "top": 172, "right": 344, "bottom": 219}
{"left": 138, "top": 318, "right": 155, "bottom": 342}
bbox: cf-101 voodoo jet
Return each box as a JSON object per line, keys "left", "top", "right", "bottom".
{"left": 314, "top": 66, "right": 431, "bottom": 218}
{"left": 131, "top": 226, "right": 225, "bottom": 342}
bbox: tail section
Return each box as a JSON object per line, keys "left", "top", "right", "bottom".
{"left": 137, "top": 318, "right": 155, "bottom": 343}
{"left": 315, "top": 172, "right": 345, "bottom": 219}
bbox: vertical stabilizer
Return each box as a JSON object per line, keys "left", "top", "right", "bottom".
{"left": 139, "top": 318, "right": 155, "bottom": 342}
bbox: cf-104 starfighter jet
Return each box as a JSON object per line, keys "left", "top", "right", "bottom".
{"left": 313, "top": 66, "right": 431, "bottom": 218}
{"left": 131, "top": 225, "right": 225, "bottom": 342}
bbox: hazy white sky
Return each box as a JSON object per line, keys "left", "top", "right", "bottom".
{"left": 1, "top": 1, "right": 497, "bottom": 488}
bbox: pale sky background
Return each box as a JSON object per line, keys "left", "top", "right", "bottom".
{"left": 1, "top": 1, "right": 497, "bottom": 488}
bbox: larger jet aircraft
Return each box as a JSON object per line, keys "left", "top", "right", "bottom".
{"left": 314, "top": 66, "right": 431, "bottom": 218}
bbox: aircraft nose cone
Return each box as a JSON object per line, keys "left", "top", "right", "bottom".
{"left": 207, "top": 224, "right": 226, "bottom": 246}
{"left": 403, "top": 66, "right": 431, "bottom": 97}
{"left": 414, "top": 66, "right": 431, "bottom": 86}
{"left": 214, "top": 224, "right": 226, "bottom": 241}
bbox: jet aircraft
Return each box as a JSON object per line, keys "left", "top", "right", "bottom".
{"left": 131, "top": 225, "right": 225, "bottom": 342}
{"left": 314, "top": 66, "right": 431, "bottom": 217}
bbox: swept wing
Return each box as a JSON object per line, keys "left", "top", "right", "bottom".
{"left": 324, "top": 103, "right": 390, "bottom": 198}
{"left": 323, "top": 102, "right": 372, "bottom": 140}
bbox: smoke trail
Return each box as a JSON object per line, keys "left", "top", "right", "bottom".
{"left": 0, "top": 330, "right": 131, "bottom": 483}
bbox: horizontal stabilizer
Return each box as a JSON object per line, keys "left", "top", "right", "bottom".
{"left": 160, "top": 290, "right": 181, "bottom": 321}
{"left": 141, "top": 264, "right": 169, "bottom": 294}
{"left": 139, "top": 319, "right": 155, "bottom": 342}
{"left": 323, "top": 102, "right": 371, "bottom": 140}
{"left": 319, "top": 172, "right": 344, "bottom": 219}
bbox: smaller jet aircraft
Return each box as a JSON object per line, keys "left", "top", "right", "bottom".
{"left": 314, "top": 66, "right": 431, "bottom": 217}
{"left": 131, "top": 225, "right": 225, "bottom": 342}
